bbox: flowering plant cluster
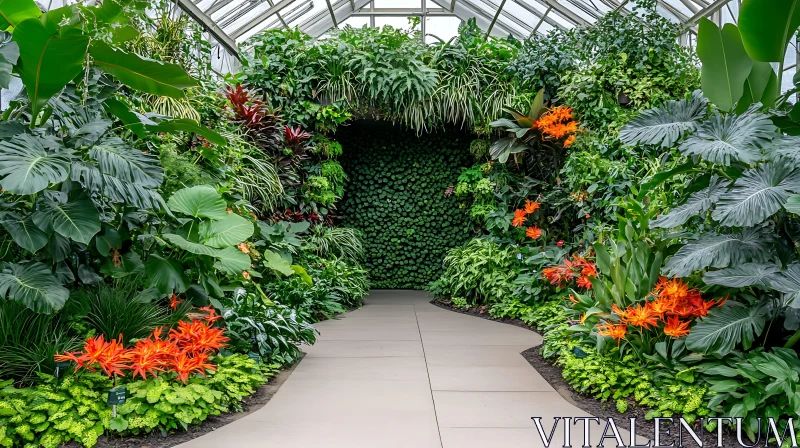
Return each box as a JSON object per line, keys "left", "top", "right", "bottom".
{"left": 55, "top": 307, "right": 228, "bottom": 383}
{"left": 533, "top": 106, "right": 579, "bottom": 147}
{"left": 595, "top": 277, "right": 726, "bottom": 345}
{"left": 543, "top": 253, "right": 598, "bottom": 290}
{"left": 511, "top": 199, "right": 543, "bottom": 240}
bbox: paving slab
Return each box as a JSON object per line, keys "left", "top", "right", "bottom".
{"left": 177, "top": 290, "right": 629, "bottom": 448}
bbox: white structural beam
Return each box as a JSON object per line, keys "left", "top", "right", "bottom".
{"left": 229, "top": 0, "right": 298, "bottom": 39}
{"left": 173, "top": 0, "right": 240, "bottom": 58}
{"left": 683, "top": 0, "right": 734, "bottom": 25}
{"left": 430, "top": 0, "right": 524, "bottom": 38}
{"left": 302, "top": 0, "right": 372, "bottom": 36}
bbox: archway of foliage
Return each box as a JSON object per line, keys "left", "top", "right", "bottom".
{"left": 337, "top": 122, "right": 472, "bottom": 288}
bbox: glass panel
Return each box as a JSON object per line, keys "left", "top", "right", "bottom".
{"left": 341, "top": 16, "right": 372, "bottom": 28}
{"left": 374, "top": 15, "right": 417, "bottom": 29}
{"left": 425, "top": 16, "right": 461, "bottom": 43}
{"left": 373, "top": 0, "right": 422, "bottom": 9}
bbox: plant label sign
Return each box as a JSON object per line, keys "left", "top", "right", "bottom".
{"left": 107, "top": 386, "right": 127, "bottom": 405}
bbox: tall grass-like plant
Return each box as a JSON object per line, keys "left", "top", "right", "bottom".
{"left": 78, "top": 282, "right": 190, "bottom": 344}
{"left": 0, "top": 301, "right": 81, "bottom": 384}
{"left": 304, "top": 225, "right": 365, "bottom": 260}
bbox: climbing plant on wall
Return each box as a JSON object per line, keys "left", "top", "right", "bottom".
{"left": 338, "top": 123, "right": 473, "bottom": 289}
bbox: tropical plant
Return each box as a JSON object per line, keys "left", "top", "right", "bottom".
{"left": 304, "top": 225, "right": 364, "bottom": 260}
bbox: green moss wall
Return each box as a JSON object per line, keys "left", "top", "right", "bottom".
{"left": 337, "top": 122, "right": 473, "bottom": 289}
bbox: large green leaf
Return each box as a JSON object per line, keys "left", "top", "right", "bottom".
{"left": 686, "top": 305, "right": 767, "bottom": 356}
{"left": 32, "top": 196, "right": 100, "bottom": 244}
{"left": 263, "top": 250, "right": 294, "bottom": 276}
{"left": 147, "top": 119, "right": 226, "bottom": 146}
{"left": 663, "top": 228, "right": 775, "bottom": 277}
{"left": 213, "top": 246, "right": 251, "bottom": 275}
{"left": 167, "top": 185, "right": 228, "bottom": 220}
{"left": 162, "top": 233, "right": 219, "bottom": 257}
{"left": 0, "top": 134, "right": 71, "bottom": 194}
{"left": 739, "top": 0, "right": 800, "bottom": 62}
{"left": 89, "top": 41, "right": 197, "bottom": 99}
{"left": 201, "top": 214, "right": 254, "bottom": 248}
{"left": 0, "top": 0, "right": 41, "bottom": 29}
{"left": 785, "top": 194, "right": 800, "bottom": 214}
{"left": 651, "top": 175, "right": 729, "bottom": 228}
{"left": 13, "top": 18, "right": 89, "bottom": 119}
{"left": 0, "top": 262, "right": 68, "bottom": 314}
{"left": 712, "top": 163, "right": 800, "bottom": 227}
{"left": 0, "top": 41, "right": 18, "bottom": 89}
{"left": 679, "top": 108, "right": 776, "bottom": 166}
{"left": 735, "top": 62, "right": 779, "bottom": 113}
{"left": 89, "top": 137, "right": 163, "bottom": 188}
{"left": 697, "top": 20, "right": 753, "bottom": 111}
{"left": 619, "top": 90, "right": 707, "bottom": 148}
{"left": 103, "top": 98, "right": 152, "bottom": 138}
{"left": 0, "top": 212, "right": 48, "bottom": 253}
{"left": 144, "top": 254, "right": 187, "bottom": 294}
{"left": 703, "top": 263, "right": 781, "bottom": 288}
{"left": 763, "top": 263, "right": 800, "bottom": 306}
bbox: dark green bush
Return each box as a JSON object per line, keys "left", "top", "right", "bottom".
{"left": 338, "top": 123, "right": 473, "bottom": 288}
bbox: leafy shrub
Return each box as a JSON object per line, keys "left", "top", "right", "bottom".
{"left": 437, "top": 237, "right": 517, "bottom": 304}
{"left": 304, "top": 225, "right": 365, "bottom": 260}
{"left": 0, "top": 355, "right": 275, "bottom": 448}
{"left": 338, "top": 124, "right": 472, "bottom": 288}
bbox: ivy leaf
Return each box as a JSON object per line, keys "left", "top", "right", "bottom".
{"left": 712, "top": 163, "right": 800, "bottom": 227}
{"left": 0, "top": 261, "right": 69, "bottom": 314}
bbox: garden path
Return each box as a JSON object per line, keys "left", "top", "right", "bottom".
{"left": 178, "top": 290, "right": 639, "bottom": 447}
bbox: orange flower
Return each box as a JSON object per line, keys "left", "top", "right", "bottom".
{"left": 576, "top": 275, "right": 593, "bottom": 290}
{"left": 647, "top": 296, "right": 674, "bottom": 319}
{"left": 170, "top": 294, "right": 183, "bottom": 310}
{"left": 172, "top": 351, "right": 215, "bottom": 383}
{"left": 564, "top": 135, "right": 576, "bottom": 147}
{"left": 526, "top": 226, "right": 543, "bottom": 240}
{"left": 543, "top": 265, "right": 572, "bottom": 288}
{"left": 169, "top": 320, "right": 229, "bottom": 355}
{"left": 512, "top": 209, "right": 527, "bottom": 227}
{"left": 568, "top": 294, "right": 578, "bottom": 304}
{"left": 126, "top": 332, "right": 177, "bottom": 380}
{"left": 663, "top": 315, "right": 691, "bottom": 338}
{"left": 611, "top": 304, "right": 630, "bottom": 321}
{"left": 625, "top": 303, "right": 659, "bottom": 329}
{"left": 56, "top": 335, "right": 130, "bottom": 377}
{"left": 597, "top": 323, "right": 627, "bottom": 344}
{"left": 524, "top": 199, "right": 541, "bottom": 214}
{"left": 242, "top": 270, "right": 251, "bottom": 279}
{"left": 654, "top": 277, "right": 691, "bottom": 302}
{"left": 238, "top": 243, "right": 250, "bottom": 254}
{"left": 226, "top": 208, "right": 233, "bottom": 213}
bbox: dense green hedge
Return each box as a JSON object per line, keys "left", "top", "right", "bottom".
{"left": 338, "top": 123, "right": 473, "bottom": 288}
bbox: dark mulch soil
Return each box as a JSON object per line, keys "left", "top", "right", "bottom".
{"left": 432, "top": 298, "right": 741, "bottom": 447}
{"left": 64, "top": 357, "right": 301, "bottom": 448}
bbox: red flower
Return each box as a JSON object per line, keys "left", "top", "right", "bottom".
{"left": 576, "top": 275, "right": 593, "bottom": 290}
{"left": 663, "top": 315, "right": 691, "bottom": 338}
{"left": 557, "top": 241, "right": 564, "bottom": 247}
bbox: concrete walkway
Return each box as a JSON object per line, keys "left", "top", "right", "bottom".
{"left": 178, "top": 290, "right": 638, "bottom": 447}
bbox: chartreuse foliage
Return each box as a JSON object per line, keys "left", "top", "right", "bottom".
{"left": 338, "top": 124, "right": 472, "bottom": 288}
{"left": 0, "top": 355, "right": 276, "bottom": 448}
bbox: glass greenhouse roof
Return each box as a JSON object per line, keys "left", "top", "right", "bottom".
{"left": 175, "top": 0, "right": 741, "bottom": 57}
